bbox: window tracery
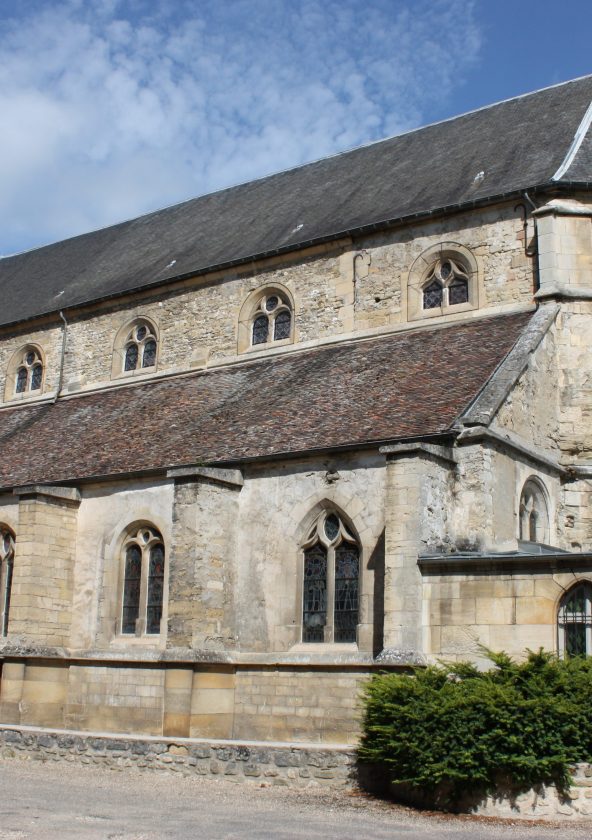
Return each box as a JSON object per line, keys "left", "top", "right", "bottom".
{"left": 121, "top": 526, "right": 165, "bottom": 636}
{"left": 558, "top": 582, "right": 592, "bottom": 657}
{"left": 422, "top": 257, "right": 470, "bottom": 310}
{"left": 251, "top": 292, "right": 293, "bottom": 347}
{"left": 0, "top": 526, "right": 15, "bottom": 636}
{"left": 14, "top": 347, "right": 44, "bottom": 395}
{"left": 123, "top": 322, "right": 158, "bottom": 372}
{"left": 302, "top": 511, "right": 359, "bottom": 644}
{"left": 519, "top": 478, "right": 549, "bottom": 544}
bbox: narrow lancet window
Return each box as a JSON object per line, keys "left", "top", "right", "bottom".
{"left": 302, "top": 511, "right": 360, "bottom": 644}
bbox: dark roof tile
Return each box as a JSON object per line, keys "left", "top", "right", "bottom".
{"left": 0, "top": 77, "right": 591, "bottom": 327}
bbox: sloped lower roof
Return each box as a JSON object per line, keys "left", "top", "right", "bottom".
{"left": 1, "top": 76, "right": 591, "bottom": 329}
{"left": 0, "top": 311, "right": 532, "bottom": 489}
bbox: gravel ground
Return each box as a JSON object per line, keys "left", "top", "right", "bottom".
{"left": 0, "top": 757, "right": 591, "bottom": 840}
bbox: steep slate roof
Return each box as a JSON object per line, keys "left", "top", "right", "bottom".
{"left": 1, "top": 76, "right": 591, "bottom": 328}
{"left": 0, "top": 311, "right": 531, "bottom": 489}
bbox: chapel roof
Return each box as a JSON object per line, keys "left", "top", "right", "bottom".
{"left": 0, "top": 76, "right": 591, "bottom": 328}
{"left": 0, "top": 310, "right": 532, "bottom": 489}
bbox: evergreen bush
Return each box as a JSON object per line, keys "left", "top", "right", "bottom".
{"left": 359, "top": 650, "right": 592, "bottom": 806}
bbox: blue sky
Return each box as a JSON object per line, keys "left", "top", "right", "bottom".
{"left": 0, "top": 0, "right": 591, "bottom": 255}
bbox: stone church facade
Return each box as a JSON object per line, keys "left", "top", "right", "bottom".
{"left": 0, "top": 77, "right": 591, "bottom": 745}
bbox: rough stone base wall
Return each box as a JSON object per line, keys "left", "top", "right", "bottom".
{"left": 0, "top": 725, "right": 356, "bottom": 789}
{"left": 473, "top": 763, "right": 592, "bottom": 820}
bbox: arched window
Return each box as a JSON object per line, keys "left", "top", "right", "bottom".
{"left": 12, "top": 346, "right": 44, "bottom": 395}
{"left": 123, "top": 322, "right": 158, "bottom": 372}
{"left": 519, "top": 478, "right": 549, "bottom": 544}
{"left": 422, "top": 257, "right": 470, "bottom": 310}
{"left": 251, "top": 292, "right": 292, "bottom": 346}
{"left": 0, "top": 526, "right": 15, "bottom": 636}
{"left": 112, "top": 318, "right": 159, "bottom": 378}
{"left": 558, "top": 582, "right": 592, "bottom": 657}
{"left": 302, "top": 511, "right": 359, "bottom": 644}
{"left": 237, "top": 286, "right": 294, "bottom": 352}
{"left": 407, "top": 243, "right": 478, "bottom": 321}
{"left": 121, "top": 526, "right": 165, "bottom": 636}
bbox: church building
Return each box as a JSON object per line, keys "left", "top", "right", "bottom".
{"left": 0, "top": 76, "right": 591, "bottom": 745}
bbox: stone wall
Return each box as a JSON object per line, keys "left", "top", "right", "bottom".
{"left": 0, "top": 725, "right": 356, "bottom": 789}
{"left": 0, "top": 202, "right": 532, "bottom": 403}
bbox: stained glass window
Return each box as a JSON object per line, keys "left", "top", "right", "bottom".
{"left": 303, "top": 544, "right": 327, "bottom": 642}
{"left": 147, "top": 543, "right": 165, "bottom": 634}
{"left": 449, "top": 276, "right": 469, "bottom": 305}
{"left": 15, "top": 367, "right": 27, "bottom": 393}
{"left": 423, "top": 280, "right": 443, "bottom": 309}
{"left": 142, "top": 339, "right": 157, "bottom": 368}
{"left": 122, "top": 544, "right": 142, "bottom": 634}
{"left": 120, "top": 322, "right": 158, "bottom": 374}
{"left": 13, "top": 348, "right": 44, "bottom": 396}
{"left": 121, "top": 527, "right": 165, "bottom": 637}
{"left": 334, "top": 543, "right": 359, "bottom": 643}
{"left": 124, "top": 344, "right": 139, "bottom": 371}
{"left": 302, "top": 512, "right": 359, "bottom": 645}
{"left": 31, "top": 364, "right": 43, "bottom": 390}
{"left": 252, "top": 315, "right": 269, "bottom": 345}
{"left": 248, "top": 292, "right": 293, "bottom": 347}
{"left": 559, "top": 583, "right": 592, "bottom": 658}
{"left": 274, "top": 310, "right": 291, "bottom": 341}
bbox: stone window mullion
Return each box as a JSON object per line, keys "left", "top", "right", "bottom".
{"left": 325, "top": 545, "right": 336, "bottom": 643}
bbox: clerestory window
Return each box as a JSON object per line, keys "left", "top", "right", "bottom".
{"left": 422, "top": 257, "right": 469, "bottom": 310}
{"left": 14, "top": 347, "right": 43, "bottom": 395}
{"left": 302, "top": 511, "right": 360, "bottom": 644}
{"left": 122, "top": 321, "right": 158, "bottom": 372}
{"left": 0, "top": 526, "right": 15, "bottom": 636}
{"left": 558, "top": 582, "right": 592, "bottom": 657}
{"left": 251, "top": 292, "right": 292, "bottom": 347}
{"left": 121, "top": 526, "right": 165, "bottom": 636}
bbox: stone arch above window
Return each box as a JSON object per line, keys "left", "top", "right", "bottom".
{"left": 0, "top": 525, "right": 15, "bottom": 637}
{"left": 5, "top": 344, "right": 45, "bottom": 401}
{"left": 407, "top": 242, "right": 479, "bottom": 321}
{"left": 558, "top": 581, "right": 592, "bottom": 657}
{"left": 237, "top": 285, "right": 295, "bottom": 353}
{"left": 518, "top": 477, "right": 550, "bottom": 544}
{"left": 301, "top": 509, "right": 360, "bottom": 644}
{"left": 119, "top": 524, "right": 165, "bottom": 636}
{"left": 112, "top": 317, "right": 159, "bottom": 378}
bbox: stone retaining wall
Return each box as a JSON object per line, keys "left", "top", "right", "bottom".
{"left": 0, "top": 724, "right": 356, "bottom": 789}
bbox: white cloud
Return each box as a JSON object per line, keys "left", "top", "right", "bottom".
{"left": 0, "top": 0, "right": 481, "bottom": 253}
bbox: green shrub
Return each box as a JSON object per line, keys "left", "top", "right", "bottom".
{"left": 358, "top": 650, "right": 592, "bottom": 805}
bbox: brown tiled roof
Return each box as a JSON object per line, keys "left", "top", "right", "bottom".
{"left": 0, "top": 311, "right": 532, "bottom": 489}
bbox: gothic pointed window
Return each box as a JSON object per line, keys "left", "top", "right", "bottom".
{"left": 519, "top": 478, "right": 549, "bottom": 544}
{"left": 558, "top": 582, "right": 592, "bottom": 657}
{"left": 118, "top": 320, "right": 158, "bottom": 375}
{"left": 250, "top": 291, "right": 293, "bottom": 348}
{"left": 302, "top": 511, "right": 360, "bottom": 644}
{"left": 0, "top": 526, "right": 15, "bottom": 636}
{"left": 12, "top": 347, "right": 44, "bottom": 395}
{"left": 121, "top": 526, "right": 165, "bottom": 636}
{"left": 422, "top": 257, "right": 471, "bottom": 311}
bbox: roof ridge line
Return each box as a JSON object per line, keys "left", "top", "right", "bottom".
{"left": 552, "top": 96, "right": 592, "bottom": 181}
{"left": 4, "top": 76, "right": 592, "bottom": 260}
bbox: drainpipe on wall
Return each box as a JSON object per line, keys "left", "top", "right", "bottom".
{"left": 53, "top": 310, "right": 68, "bottom": 403}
